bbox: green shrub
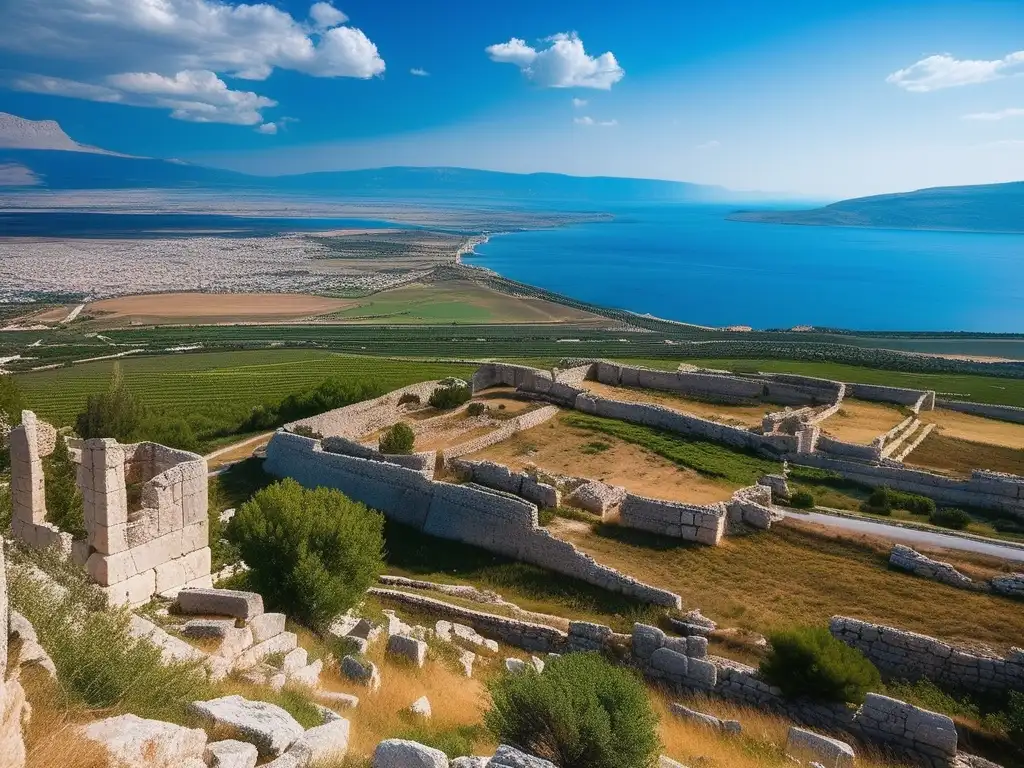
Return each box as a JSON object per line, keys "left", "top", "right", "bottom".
{"left": 398, "top": 392, "right": 421, "bottom": 406}
{"left": 760, "top": 626, "right": 881, "bottom": 704}
{"left": 789, "top": 490, "right": 815, "bottom": 509}
{"left": 44, "top": 435, "right": 85, "bottom": 537}
{"left": 8, "top": 567, "right": 211, "bottom": 722}
{"left": 864, "top": 486, "right": 935, "bottom": 516}
{"left": 466, "top": 402, "right": 487, "bottom": 417}
{"left": 227, "top": 479, "right": 385, "bottom": 630}
{"left": 1007, "top": 691, "right": 1024, "bottom": 748}
{"left": 75, "top": 364, "right": 143, "bottom": 442}
{"left": 429, "top": 380, "right": 472, "bottom": 410}
{"left": 930, "top": 508, "right": 971, "bottom": 530}
{"left": 379, "top": 422, "right": 415, "bottom": 454}
{"left": 485, "top": 652, "right": 659, "bottom": 768}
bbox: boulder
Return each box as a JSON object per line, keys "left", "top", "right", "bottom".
{"left": 372, "top": 738, "right": 449, "bottom": 768}
{"left": 341, "top": 655, "right": 381, "bottom": 692}
{"left": 189, "top": 696, "right": 304, "bottom": 757}
{"left": 387, "top": 634, "right": 427, "bottom": 667}
{"left": 289, "top": 660, "right": 323, "bottom": 688}
{"left": 280, "top": 647, "right": 308, "bottom": 674}
{"left": 83, "top": 714, "right": 207, "bottom": 768}
{"left": 248, "top": 612, "right": 287, "bottom": 644}
{"left": 205, "top": 739, "right": 259, "bottom": 768}
{"left": 529, "top": 656, "right": 545, "bottom": 673}
{"left": 286, "top": 719, "right": 350, "bottom": 766}
{"left": 785, "top": 727, "right": 855, "bottom": 768}
{"left": 177, "top": 588, "right": 264, "bottom": 620}
{"left": 409, "top": 696, "right": 432, "bottom": 719}
{"left": 316, "top": 691, "right": 360, "bottom": 709}
{"left": 451, "top": 758, "right": 490, "bottom": 768}
{"left": 490, "top": 744, "right": 557, "bottom": 767}
{"left": 632, "top": 623, "right": 665, "bottom": 659}
{"left": 504, "top": 658, "right": 527, "bottom": 673}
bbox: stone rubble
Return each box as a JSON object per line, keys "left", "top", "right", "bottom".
{"left": 82, "top": 714, "right": 207, "bottom": 768}
{"left": 189, "top": 695, "right": 305, "bottom": 758}
{"left": 889, "top": 545, "right": 976, "bottom": 590}
{"left": 785, "top": 726, "right": 855, "bottom": 768}
{"left": 205, "top": 739, "right": 259, "bottom": 768}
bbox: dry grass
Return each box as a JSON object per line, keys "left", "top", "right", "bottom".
{"left": 922, "top": 408, "right": 1024, "bottom": 450}
{"left": 553, "top": 518, "right": 1024, "bottom": 651}
{"left": 468, "top": 415, "right": 739, "bottom": 504}
{"left": 818, "top": 399, "right": 907, "bottom": 445}
{"left": 19, "top": 669, "right": 109, "bottom": 768}
{"left": 582, "top": 381, "right": 770, "bottom": 428}
{"left": 85, "top": 292, "right": 358, "bottom": 324}
{"left": 907, "top": 431, "right": 1024, "bottom": 477}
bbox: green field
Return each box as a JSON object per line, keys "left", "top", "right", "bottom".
{"left": 15, "top": 351, "right": 475, "bottom": 450}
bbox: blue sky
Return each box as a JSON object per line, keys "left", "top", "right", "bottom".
{"left": 1, "top": 0, "right": 1024, "bottom": 197}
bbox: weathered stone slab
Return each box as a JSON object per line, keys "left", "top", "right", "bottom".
{"left": 785, "top": 727, "right": 854, "bottom": 768}
{"left": 341, "top": 655, "right": 381, "bottom": 691}
{"left": 83, "top": 714, "right": 207, "bottom": 768}
{"left": 189, "top": 695, "right": 304, "bottom": 757}
{"left": 387, "top": 633, "right": 427, "bottom": 667}
{"left": 286, "top": 719, "right": 350, "bottom": 766}
{"left": 177, "top": 588, "right": 264, "bottom": 620}
{"left": 205, "top": 739, "right": 259, "bottom": 768}
{"left": 248, "top": 613, "right": 286, "bottom": 644}
{"left": 372, "top": 738, "right": 449, "bottom": 768}
{"left": 490, "top": 744, "right": 558, "bottom": 767}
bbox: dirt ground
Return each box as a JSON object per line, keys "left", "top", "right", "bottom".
{"left": 582, "top": 381, "right": 769, "bottom": 428}
{"left": 920, "top": 408, "right": 1024, "bottom": 450}
{"left": 85, "top": 292, "right": 356, "bottom": 325}
{"left": 467, "top": 416, "right": 739, "bottom": 503}
{"left": 817, "top": 399, "right": 907, "bottom": 445}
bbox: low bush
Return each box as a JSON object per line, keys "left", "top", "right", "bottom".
{"left": 1008, "top": 691, "right": 1024, "bottom": 748}
{"left": 466, "top": 402, "right": 487, "bottom": 417}
{"left": 379, "top": 422, "right": 415, "bottom": 455}
{"left": 863, "top": 486, "right": 936, "bottom": 516}
{"left": 789, "top": 490, "right": 815, "bottom": 509}
{"left": 760, "top": 626, "right": 881, "bottom": 704}
{"left": 44, "top": 435, "right": 85, "bottom": 537}
{"left": 485, "top": 652, "right": 659, "bottom": 768}
{"left": 930, "top": 508, "right": 971, "bottom": 530}
{"left": 429, "top": 380, "right": 472, "bottom": 410}
{"left": 227, "top": 479, "right": 385, "bottom": 630}
{"left": 398, "top": 392, "right": 421, "bottom": 406}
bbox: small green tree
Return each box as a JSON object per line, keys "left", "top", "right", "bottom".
{"left": 929, "top": 508, "right": 971, "bottom": 530}
{"left": 45, "top": 435, "right": 85, "bottom": 537}
{"left": 485, "top": 653, "right": 659, "bottom": 768}
{"left": 789, "top": 490, "right": 815, "bottom": 509}
{"left": 75, "top": 364, "right": 143, "bottom": 441}
{"left": 0, "top": 375, "right": 25, "bottom": 472}
{"left": 429, "top": 380, "right": 472, "bottom": 410}
{"left": 761, "top": 626, "right": 881, "bottom": 704}
{"left": 227, "top": 479, "right": 385, "bottom": 630}
{"left": 379, "top": 422, "right": 415, "bottom": 454}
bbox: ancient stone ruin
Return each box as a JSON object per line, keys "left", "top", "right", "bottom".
{"left": 8, "top": 411, "right": 212, "bottom": 606}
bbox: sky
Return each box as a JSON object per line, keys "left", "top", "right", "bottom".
{"left": 1, "top": 0, "right": 1024, "bottom": 198}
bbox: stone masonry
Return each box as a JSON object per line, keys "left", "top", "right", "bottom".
{"left": 8, "top": 411, "right": 68, "bottom": 554}
{"left": 854, "top": 694, "right": 957, "bottom": 768}
{"left": 888, "top": 545, "right": 976, "bottom": 590}
{"left": 830, "top": 616, "right": 1024, "bottom": 696}
{"left": 79, "top": 438, "right": 212, "bottom": 606}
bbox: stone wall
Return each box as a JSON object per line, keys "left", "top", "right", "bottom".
{"left": 79, "top": 438, "right": 212, "bottom": 606}
{"left": 619, "top": 494, "right": 727, "bottom": 545}
{"left": 8, "top": 411, "right": 69, "bottom": 554}
{"left": 936, "top": 400, "right": 1024, "bottom": 425}
{"left": 830, "top": 616, "right": 1024, "bottom": 696}
{"left": 889, "top": 545, "right": 976, "bottom": 590}
{"left": 321, "top": 436, "right": 436, "bottom": 478}
{"left": 443, "top": 406, "right": 559, "bottom": 461}
{"left": 264, "top": 431, "right": 681, "bottom": 607}
{"left": 792, "top": 453, "right": 1024, "bottom": 518}
{"left": 846, "top": 383, "right": 936, "bottom": 412}
{"left": 289, "top": 380, "right": 441, "bottom": 438}
{"left": 448, "top": 459, "right": 561, "bottom": 509}
{"left": 726, "top": 484, "right": 782, "bottom": 530}
{"left": 815, "top": 435, "right": 882, "bottom": 463}
{"left": 855, "top": 694, "right": 957, "bottom": 768}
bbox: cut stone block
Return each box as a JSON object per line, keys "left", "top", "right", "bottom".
{"left": 205, "top": 739, "right": 259, "bottom": 768}
{"left": 248, "top": 613, "right": 286, "bottom": 644}
{"left": 177, "top": 588, "right": 264, "bottom": 620}
{"left": 286, "top": 719, "right": 350, "bottom": 767}
{"left": 386, "top": 634, "right": 427, "bottom": 667}
{"left": 372, "top": 738, "right": 448, "bottom": 768}
{"left": 189, "top": 695, "right": 304, "bottom": 758}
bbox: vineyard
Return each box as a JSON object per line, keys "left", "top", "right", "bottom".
{"left": 15, "top": 350, "right": 475, "bottom": 450}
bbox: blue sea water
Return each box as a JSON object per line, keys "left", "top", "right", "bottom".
{"left": 468, "top": 204, "right": 1024, "bottom": 333}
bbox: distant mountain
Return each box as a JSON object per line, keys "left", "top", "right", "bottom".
{"left": 0, "top": 111, "right": 747, "bottom": 203}
{"left": 730, "top": 181, "right": 1024, "bottom": 233}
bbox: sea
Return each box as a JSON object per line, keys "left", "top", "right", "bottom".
{"left": 467, "top": 204, "right": 1024, "bottom": 333}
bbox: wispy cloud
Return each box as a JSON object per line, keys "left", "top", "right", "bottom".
{"left": 255, "top": 122, "right": 278, "bottom": 134}
{"left": 962, "top": 108, "right": 1024, "bottom": 121}
{"left": 572, "top": 97, "right": 588, "bottom": 108}
{"left": 410, "top": 68, "right": 430, "bottom": 77}
{"left": 696, "top": 139, "right": 721, "bottom": 150}
{"left": 487, "top": 32, "right": 624, "bottom": 90}
{"left": 887, "top": 51, "right": 1024, "bottom": 92}
{"left": 574, "top": 115, "right": 617, "bottom": 127}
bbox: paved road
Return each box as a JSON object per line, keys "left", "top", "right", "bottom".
{"left": 782, "top": 509, "right": 1024, "bottom": 563}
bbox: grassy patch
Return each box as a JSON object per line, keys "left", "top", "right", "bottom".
{"left": 908, "top": 432, "right": 1024, "bottom": 478}
{"left": 562, "top": 412, "right": 779, "bottom": 486}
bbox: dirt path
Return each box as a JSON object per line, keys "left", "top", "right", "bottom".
{"left": 205, "top": 432, "right": 275, "bottom": 471}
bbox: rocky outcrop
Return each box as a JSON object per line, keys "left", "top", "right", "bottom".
{"left": 991, "top": 572, "right": 1024, "bottom": 598}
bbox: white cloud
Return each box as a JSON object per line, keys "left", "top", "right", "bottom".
{"left": 574, "top": 115, "right": 616, "bottom": 127}
{"left": 0, "top": 0, "right": 385, "bottom": 128}
{"left": 598, "top": 119, "right": 617, "bottom": 126}
{"left": 887, "top": 51, "right": 1024, "bottom": 92}
{"left": 963, "top": 107, "right": 1024, "bottom": 121}
{"left": 309, "top": 2, "right": 347, "bottom": 30}
{"left": 696, "top": 140, "right": 721, "bottom": 150}
{"left": 572, "top": 97, "right": 587, "bottom": 108}
{"left": 487, "top": 32, "right": 624, "bottom": 90}
{"left": 410, "top": 68, "right": 429, "bottom": 77}
{"left": 573, "top": 115, "right": 595, "bottom": 125}
{"left": 256, "top": 122, "right": 277, "bottom": 134}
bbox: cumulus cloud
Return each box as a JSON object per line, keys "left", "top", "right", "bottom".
{"left": 572, "top": 97, "right": 587, "bottom": 108}
{"left": 887, "top": 51, "right": 1024, "bottom": 92}
{"left": 256, "top": 122, "right": 278, "bottom": 134}
{"left": 962, "top": 107, "right": 1024, "bottom": 121}
{"left": 0, "top": 0, "right": 385, "bottom": 128}
{"left": 410, "top": 67, "right": 429, "bottom": 76}
{"left": 487, "top": 32, "right": 624, "bottom": 89}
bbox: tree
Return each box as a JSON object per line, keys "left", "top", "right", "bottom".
{"left": 227, "top": 479, "right": 385, "bottom": 631}
{"left": 760, "top": 626, "right": 881, "bottom": 704}
{"left": 75, "top": 364, "right": 142, "bottom": 441}
{"left": 45, "top": 434, "right": 85, "bottom": 537}
{"left": 429, "top": 380, "right": 471, "bottom": 410}
{"left": 0, "top": 375, "right": 25, "bottom": 472}
{"left": 485, "top": 653, "right": 659, "bottom": 768}
{"left": 379, "top": 422, "right": 415, "bottom": 454}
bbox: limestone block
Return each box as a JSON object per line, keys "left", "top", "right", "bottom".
{"left": 669, "top": 704, "right": 739, "bottom": 734}
{"left": 214, "top": 627, "right": 255, "bottom": 660}
{"left": 182, "top": 619, "right": 236, "bottom": 639}
{"left": 154, "top": 558, "right": 187, "bottom": 595}
{"left": 632, "top": 624, "right": 666, "bottom": 659}
{"left": 387, "top": 634, "right": 427, "bottom": 667}
{"left": 281, "top": 648, "right": 309, "bottom": 674}
{"left": 128, "top": 530, "right": 187, "bottom": 576}
{"left": 505, "top": 658, "right": 527, "bottom": 673}
{"left": 177, "top": 587, "right": 264, "bottom": 619}
{"left": 182, "top": 488, "right": 209, "bottom": 526}
{"left": 785, "top": 727, "right": 854, "bottom": 768}
{"left": 82, "top": 714, "right": 207, "bottom": 768}
{"left": 372, "top": 739, "right": 448, "bottom": 768}
{"left": 129, "top": 615, "right": 206, "bottom": 664}
{"left": 409, "top": 696, "right": 432, "bottom": 719}
{"left": 189, "top": 696, "right": 304, "bottom": 758}
{"left": 289, "top": 660, "right": 323, "bottom": 688}
{"left": 317, "top": 691, "right": 359, "bottom": 710}
{"left": 286, "top": 719, "right": 350, "bottom": 766}
{"left": 686, "top": 657, "right": 718, "bottom": 689}
{"left": 249, "top": 613, "right": 287, "bottom": 644}
{"left": 102, "top": 569, "right": 157, "bottom": 607}
{"left": 232, "top": 632, "right": 298, "bottom": 670}
{"left": 181, "top": 546, "right": 212, "bottom": 583}
{"left": 90, "top": 521, "right": 130, "bottom": 556}
{"left": 490, "top": 744, "right": 558, "bottom": 767}
{"left": 205, "top": 739, "right": 259, "bottom": 768}
{"left": 650, "top": 647, "right": 689, "bottom": 677}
